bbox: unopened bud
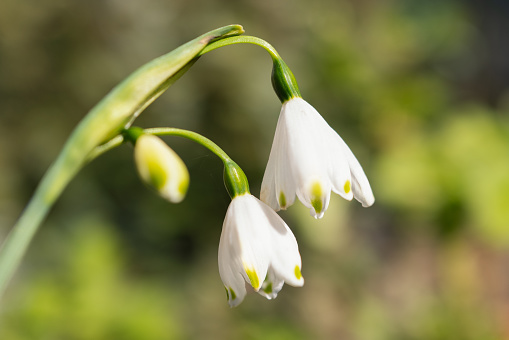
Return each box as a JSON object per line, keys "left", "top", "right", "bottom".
{"left": 134, "top": 134, "right": 189, "bottom": 203}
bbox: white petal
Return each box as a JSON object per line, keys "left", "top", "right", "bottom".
{"left": 292, "top": 99, "right": 353, "bottom": 202}
{"left": 327, "top": 131, "right": 354, "bottom": 201}
{"left": 220, "top": 195, "right": 272, "bottom": 292}
{"left": 261, "top": 110, "right": 296, "bottom": 211}
{"left": 274, "top": 124, "right": 297, "bottom": 210}
{"left": 258, "top": 268, "right": 285, "bottom": 300}
{"left": 294, "top": 178, "right": 331, "bottom": 219}
{"left": 283, "top": 98, "right": 324, "bottom": 179}
{"left": 336, "top": 137, "right": 375, "bottom": 207}
{"left": 283, "top": 99, "right": 333, "bottom": 217}
{"left": 256, "top": 199, "right": 304, "bottom": 286}
{"left": 262, "top": 105, "right": 297, "bottom": 211}
{"left": 218, "top": 224, "right": 248, "bottom": 307}
{"left": 260, "top": 145, "right": 279, "bottom": 210}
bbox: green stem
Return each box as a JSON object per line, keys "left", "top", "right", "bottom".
{"left": 144, "top": 127, "right": 232, "bottom": 163}
{"left": 198, "top": 35, "right": 281, "bottom": 61}
{"left": 0, "top": 152, "right": 78, "bottom": 300}
{"left": 138, "top": 127, "right": 250, "bottom": 198}
{"left": 86, "top": 135, "right": 125, "bottom": 162}
{"left": 198, "top": 35, "right": 301, "bottom": 102}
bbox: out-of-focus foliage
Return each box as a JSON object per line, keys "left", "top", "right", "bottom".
{"left": 1, "top": 0, "right": 509, "bottom": 339}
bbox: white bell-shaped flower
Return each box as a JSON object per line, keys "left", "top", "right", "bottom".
{"left": 261, "top": 97, "right": 374, "bottom": 219}
{"left": 218, "top": 193, "right": 304, "bottom": 307}
{"left": 134, "top": 134, "right": 189, "bottom": 203}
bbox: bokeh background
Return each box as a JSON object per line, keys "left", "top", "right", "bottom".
{"left": 1, "top": 0, "right": 509, "bottom": 339}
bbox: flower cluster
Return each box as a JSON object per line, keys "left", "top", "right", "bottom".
{"left": 212, "top": 58, "right": 375, "bottom": 306}
{"left": 217, "top": 98, "right": 374, "bottom": 306}
{"left": 2, "top": 26, "right": 374, "bottom": 307}
{"left": 130, "top": 35, "right": 374, "bottom": 307}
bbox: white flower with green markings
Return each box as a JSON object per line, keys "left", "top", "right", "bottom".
{"left": 218, "top": 193, "right": 304, "bottom": 307}
{"left": 261, "top": 97, "right": 375, "bottom": 218}
{"left": 262, "top": 58, "right": 374, "bottom": 219}
{"left": 134, "top": 134, "right": 189, "bottom": 203}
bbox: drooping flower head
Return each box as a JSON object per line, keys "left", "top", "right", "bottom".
{"left": 261, "top": 60, "right": 374, "bottom": 218}
{"left": 220, "top": 161, "right": 304, "bottom": 307}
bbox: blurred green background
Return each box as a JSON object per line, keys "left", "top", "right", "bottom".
{"left": 1, "top": 0, "right": 509, "bottom": 339}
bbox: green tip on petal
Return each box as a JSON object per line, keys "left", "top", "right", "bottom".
{"left": 178, "top": 175, "right": 190, "bottom": 196}
{"left": 229, "top": 287, "right": 236, "bottom": 300}
{"left": 295, "top": 266, "right": 302, "bottom": 280}
{"left": 245, "top": 267, "right": 260, "bottom": 290}
{"left": 224, "top": 287, "right": 229, "bottom": 301}
{"left": 344, "top": 180, "right": 351, "bottom": 194}
{"left": 263, "top": 281, "right": 273, "bottom": 294}
{"left": 310, "top": 182, "right": 323, "bottom": 214}
{"left": 279, "top": 191, "right": 287, "bottom": 209}
{"left": 146, "top": 157, "right": 168, "bottom": 190}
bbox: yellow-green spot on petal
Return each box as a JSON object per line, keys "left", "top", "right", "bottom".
{"left": 178, "top": 176, "right": 189, "bottom": 196}
{"left": 310, "top": 182, "right": 323, "bottom": 214}
{"left": 229, "top": 287, "right": 236, "bottom": 300}
{"left": 344, "top": 180, "right": 351, "bottom": 194}
{"left": 245, "top": 267, "right": 260, "bottom": 290}
{"left": 279, "top": 191, "right": 287, "bottom": 208}
{"left": 295, "top": 265, "right": 302, "bottom": 280}
{"left": 263, "top": 282, "right": 273, "bottom": 294}
{"left": 147, "top": 158, "right": 167, "bottom": 190}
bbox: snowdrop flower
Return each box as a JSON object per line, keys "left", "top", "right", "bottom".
{"left": 218, "top": 193, "right": 304, "bottom": 307}
{"left": 220, "top": 161, "right": 303, "bottom": 307}
{"left": 134, "top": 133, "right": 189, "bottom": 203}
{"left": 261, "top": 60, "right": 374, "bottom": 218}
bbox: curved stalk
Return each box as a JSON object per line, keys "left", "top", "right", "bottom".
{"left": 141, "top": 127, "right": 249, "bottom": 198}
{"left": 144, "top": 127, "right": 232, "bottom": 163}
{"left": 198, "top": 35, "right": 281, "bottom": 61}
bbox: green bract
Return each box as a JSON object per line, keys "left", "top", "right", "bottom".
{"left": 271, "top": 58, "right": 301, "bottom": 103}
{"left": 223, "top": 161, "right": 250, "bottom": 198}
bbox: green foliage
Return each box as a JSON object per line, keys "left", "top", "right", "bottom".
{"left": 0, "top": 217, "right": 182, "bottom": 340}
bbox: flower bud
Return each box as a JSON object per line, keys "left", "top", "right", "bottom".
{"left": 134, "top": 134, "right": 189, "bottom": 203}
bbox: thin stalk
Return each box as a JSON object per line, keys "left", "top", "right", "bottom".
{"left": 144, "top": 127, "right": 232, "bottom": 163}
{"left": 86, "top": 135, "right": 125, "bottom": 162}
{"left": 197, "top": 35, "right": 280, "bottom": 61}
{"left": 142, "top": 127, "right": 250, "bottom": 197}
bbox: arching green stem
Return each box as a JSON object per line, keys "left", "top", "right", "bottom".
{"left": 86, "top": 135, "right": 125, "bottom": 161}
{"left": 144, "top": 128, "right": 232, "bottom": 164}
{"left": 141, "top": 128, "right": 250, "bottom": 198}
{"left": 198, "top": 35, "right": 301, "bottom": 102}
{"left": 198, "top": 35, "right": 281, "bottom": 61}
